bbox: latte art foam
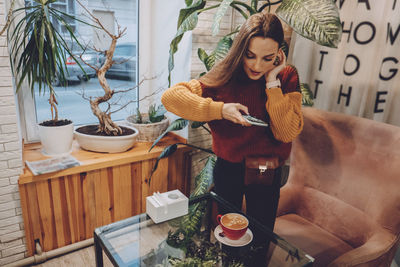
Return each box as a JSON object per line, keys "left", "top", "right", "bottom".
{"left": 222, "top": 213, "right": 248, "bottom": 230}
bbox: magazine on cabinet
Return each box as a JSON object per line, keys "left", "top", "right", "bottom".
{"left": 26, "top": 155, "right": 81, "bottom": 176}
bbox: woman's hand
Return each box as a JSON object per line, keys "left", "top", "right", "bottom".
{"left": 266, "top": 49, "right": 286, "bottom": 83}
{"left": 222, "top": 103, "right": 251, "bottom": 126}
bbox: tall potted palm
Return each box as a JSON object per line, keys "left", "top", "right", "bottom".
{"left": 8, "top": 0, "right": 88, "bottom": 156}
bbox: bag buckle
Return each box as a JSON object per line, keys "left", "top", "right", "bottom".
{"left": 259, "top": 164, "right": 267, "bottom": 174}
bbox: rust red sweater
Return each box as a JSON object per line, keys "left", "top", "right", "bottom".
{"left": 162, "top": 65, "right": 303, "bottom": 163}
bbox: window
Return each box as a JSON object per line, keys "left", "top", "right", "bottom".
{"left": 20, "top": 0, "right": 139, "bottom": 142}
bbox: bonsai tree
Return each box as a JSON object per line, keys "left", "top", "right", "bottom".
{"left": 74, "top": 0, "right": 147, "bottom": 136}
{"left": 8, "top": 0, "right": 89, "bottom": 125}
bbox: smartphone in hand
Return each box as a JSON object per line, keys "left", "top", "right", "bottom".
{"left": 243, "top": 115, "right": 269, "bottom": 127}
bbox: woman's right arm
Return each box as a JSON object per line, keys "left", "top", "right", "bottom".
{"left": 162, "top": 79, "right": 251, "bottom": 125}
{"left": 161, "top": 79, "right": 224, "bottom": 122}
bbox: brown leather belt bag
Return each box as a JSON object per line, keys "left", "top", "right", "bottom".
{"left": 244, "top": 156, "right": 281, "bottom": 186}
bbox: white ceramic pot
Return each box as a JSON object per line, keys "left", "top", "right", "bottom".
{"left": 126, "top": 115, "right": 169, "bottom": 142}
{"left": 74, "top": 124, "right": 139, "bottom": 153}
{"left": 38, "top": 121, "right": 74, "bottom": 156}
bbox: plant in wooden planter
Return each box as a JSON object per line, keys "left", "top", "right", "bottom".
{"left": 72, "top": 1, "right": 139, "bottom": 153}
{"left": 125, "top": 104, "right": 170, "bottom": 142}
{"left": 7, "top": 0, "right": 89, "bottom": 156}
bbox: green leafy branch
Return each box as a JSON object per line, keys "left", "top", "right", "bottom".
{"left": 147, "top": 118, "right": 214, "bottom": 184}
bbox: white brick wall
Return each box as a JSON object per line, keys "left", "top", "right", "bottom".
{"left": 0, "top": 0, "right": 26, "bottom": 264}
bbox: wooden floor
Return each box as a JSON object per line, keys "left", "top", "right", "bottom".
{"left": 34, "top": 246, "right": 113, "bottom": 267}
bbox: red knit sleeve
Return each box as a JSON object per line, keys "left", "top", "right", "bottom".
{"left": 278, "top": 65, "right": 301, "bottom": 94}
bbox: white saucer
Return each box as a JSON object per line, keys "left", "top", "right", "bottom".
{"left": 214, "top": 225, "right": 253, "bottom": 247}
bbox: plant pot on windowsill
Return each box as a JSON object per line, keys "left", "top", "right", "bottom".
{"left": 126, "top": 114, "right": 169, "bottom": 142}
{"left": 74, "top": 124, "right": 139, "bottom": 153}
{"left": 38, "top": 119, "right": 74, "bottom": 156}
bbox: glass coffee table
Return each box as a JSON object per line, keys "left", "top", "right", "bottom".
{"left": 94, "top": 192, "right": 314, "bottom": 266}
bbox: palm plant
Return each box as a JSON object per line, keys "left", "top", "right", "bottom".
{"left": 8, "top": 0, "right": 87, "bottom": 124}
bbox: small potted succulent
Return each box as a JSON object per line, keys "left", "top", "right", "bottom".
{"left": 126, "top": 104, "right": 169, "bottom": 142}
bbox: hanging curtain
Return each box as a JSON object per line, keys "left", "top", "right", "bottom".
{"left": 291, "top": 0, "right": 400, "bottom": 126}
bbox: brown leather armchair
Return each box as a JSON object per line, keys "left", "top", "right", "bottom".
{"left": 275, "top": 108, "right": 400, "bottom": 267}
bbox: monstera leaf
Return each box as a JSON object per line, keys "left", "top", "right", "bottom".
{"left": 276, "top": 0, "right": 342, "bottom": 48}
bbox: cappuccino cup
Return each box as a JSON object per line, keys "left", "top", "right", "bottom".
{"left": 216, "top": 213, "right": 249, "bottom": 240}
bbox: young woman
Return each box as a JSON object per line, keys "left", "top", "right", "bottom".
{"left": 162, "top": 13, "right": 303, "bottom": 235}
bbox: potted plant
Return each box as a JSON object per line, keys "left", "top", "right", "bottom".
{"left": 72, "top": 1, "right": 139, "bottom": 153}
{"left": 7, "top": 0, "right": 89, "bottom": 156}
{"left": 126, "top": 104, "right": 169, "bottom": 142}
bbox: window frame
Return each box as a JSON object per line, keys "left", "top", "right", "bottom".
{"left": 15, "top": 0, "right": 140, "bottom": 143}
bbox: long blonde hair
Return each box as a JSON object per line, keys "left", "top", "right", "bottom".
{"left": 199, "top": 13, "right": 284, "bottom": 88}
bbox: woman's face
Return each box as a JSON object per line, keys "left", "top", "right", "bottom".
{"left": 243, "top": 36, "right": 279, "bottom": 80}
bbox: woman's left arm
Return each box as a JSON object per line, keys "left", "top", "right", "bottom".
{"left": 265, "top": 51, "right": 304, "bottom": 143}
{"left": 265, "top": 86, "right": 303, "bottom": 143}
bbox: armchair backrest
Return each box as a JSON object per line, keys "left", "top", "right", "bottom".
{"left": 287, "top": 108, "right": 400, "bottom": 247}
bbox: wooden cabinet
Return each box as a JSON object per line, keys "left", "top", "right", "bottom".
{"left": 19, "top": 134, "right": 191, "bottom": 256}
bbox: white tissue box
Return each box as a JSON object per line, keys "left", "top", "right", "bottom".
{"left": 146, "top": 189, "right": 189, "bottom": 224}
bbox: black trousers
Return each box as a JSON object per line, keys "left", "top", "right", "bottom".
{"left": 213, "top": 157, "right": 281, "bottom": 236}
